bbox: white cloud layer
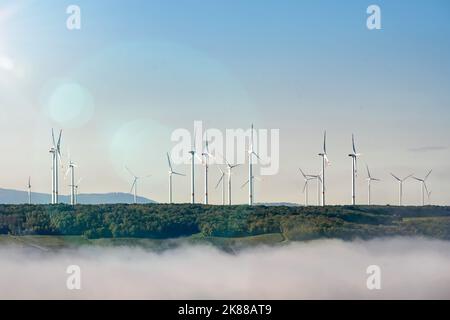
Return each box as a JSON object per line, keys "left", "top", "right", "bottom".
{"left": 1, "top": 237, "right": 450, "bottom": 299}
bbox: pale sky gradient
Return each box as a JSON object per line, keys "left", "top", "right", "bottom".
{"left": 0, "top": 0, "right": 449, "bottom": 205}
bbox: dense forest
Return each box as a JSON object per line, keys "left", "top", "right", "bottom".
{"left": 1, "top": 204, "right": 450, "bottom": 241}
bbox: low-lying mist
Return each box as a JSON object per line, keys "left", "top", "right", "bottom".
{"left": 1, "top": 237, "right": 450, "bottom": 299}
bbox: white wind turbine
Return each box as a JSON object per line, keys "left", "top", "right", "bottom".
{"left": 412, "top": 170, "right": 432, "bottom": 206}
{"left": 391, "top": 173, "right": 413, "bottom": 206}
{"left": 215, "top": 151, "right": 240, "bottom": 206}
{"left": 201, "top": 134, "right": 215, "bottom": 205}
{"left": 215, "top": 167, "right": 226, "bottom": 205}
{"left": 125, "top": 166, "right": 151, "bottom": 204}
{"left": 366, "top": 165, "right": 380, "bottom": 205}
{"left": 226, "top": 161, "right": 240, "bottom": 206}
{"left": 348, "top": 134, "right": 361, "bottom": 205}
{"left": 318, "top": 131, "right": 330, "bottom": 206}
{"left": 188, "top": 129, "right": 202, "bottom": 204}
{"left": 247, "top": 124, "right": 261, "bottom": 206}
{"left": 27, "top": 177, "right": 31, "bottom": 205}
{"left": 49, "top": 129, "right": 62, "bottom": 204}
{"left": 310, "top": 174, "right": 322, "bottom": 206}
{"left": 65, "top": 153, "right": 77, "bottom": 206}
{"left": 167, "top": 152, "right": 185, "bottom": 204}
{"left": 299, "top": 169, "right": 316, "bottom": 206}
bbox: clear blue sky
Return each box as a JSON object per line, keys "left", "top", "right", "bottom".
{"left": 1, "top": 0, "right": 450, "bottom": 205}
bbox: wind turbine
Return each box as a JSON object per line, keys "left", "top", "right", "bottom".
{"left": 125, "top": 166, "right": 151, "bottom": 204}
{"left": 65, "top": 154, "right": 77, "bottom": 206}
{"left": 247, "top": 124, "right": 261, "bottom": 206}
{"left": 348, "top": 134, "right": 362, "bottom": 205}
{"left": 167, "top": 152, "right": 185, "bottom": 204}
{"left": 188, "top": 129, "right": 202, "bottom": 204}
{"left": 201, "top": 134, "right": 214, "bottom": 205}
{"left": 27, "top": 177, "right": 31, "bottom": 205}
{"left": 50, "top": 129, "right": 62, "bottom": 204}
{"left": 366, "top": 165, "right": 380, "bottom": 205}
{"left": 299, "top": 169, "right": 315, "bottom": 206}
{"left": 318, "top": 131, "right": 330, "bottom": 206}
{"left": 412, "top": 170, "right": 432, "bottom": 206}
{"left": 391, "top": 173, "right": 413, "bottom": 206}
{"left": 215, "top": 167, "right": 226, "bottom": 205}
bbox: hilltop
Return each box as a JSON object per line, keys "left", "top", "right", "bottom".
{"left": 0, "top": 204, "right": 449, "bottom": 250}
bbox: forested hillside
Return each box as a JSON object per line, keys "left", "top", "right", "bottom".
{"left": 1, "top": 204, "right": 450, "bottom": 241}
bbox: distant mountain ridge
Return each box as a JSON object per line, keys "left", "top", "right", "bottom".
{"left": 0, "top": 188, "right": 155, "bottom": 205}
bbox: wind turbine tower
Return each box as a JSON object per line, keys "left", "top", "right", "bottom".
{"left": 247, "top": 124, "right": 261, "bottom": 206}
{"left": 366, "top": 165, "right": 380, "bottom": 205}
{"left": 318, "top": 131, "right": 329, "bottom": 206}
{"left": 215, "top": 167, "right": 226, "bottom": 205}
{"left": 50, "top": 129, "right": 62, "bottom": 204}
{"left": 348, "top": 134, "right": 361, "bottom": 205}
{"left": 167, "top": 152, "right": 185, "bottom": 204}
{"left": 391, "top": 173, "right": 413, "bottom": 206}
{"left": 125, "top": 166, "right": 151, "bottom": 204}
{"left": 299, "top": 169, "right": 315, "bottom": 206}
{"left": 202, "top": 135, "right": 214, "bottom": 205}
{"left": 66, "top": 155, "right": 77, "bottom": 206}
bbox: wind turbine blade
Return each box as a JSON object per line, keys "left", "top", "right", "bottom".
{"left": 391, "top": 173, "right": 401, "bottom": 181}
{"left": 403, "top": 174, "right": 414, "bottom": 181}
{"left": 130, "top": 179, "right": 137, "bottom": 193}
{"left": 57, "top": 130, "right": 62, "bottom": 150}
{"left": 51, "top": 129, "right": 56, "bottom": 147}
{"left": 366, "top": 164, "right": 371, "bottom": 179}
{"left": 425, "top": 169, "right": 433, "bottom": 180}
{"left": 166, "top": 152, "right": 173, "bottom": 170}
{"left": 299, "top": 168, "right": 307, "bottom": 179}
{"left": 215, "top": 175, "right": 224, "bottom": 189}
{"left": 172, "top": 172, "right": 185, "bottom": 176}
{"left": 241, "top": 180, "right": 249, "bottom": 189}
{"left": 424, "top": 183, "right": 429, "bottom": 195}
{"left": 251, "top": 124, "right": 254, "bottom": 150}
{"left": 324, "top": 154, "right": 330, "bottom": 166}
{"left": 323, "top": 131, "right": 327, "bottom": 153}
{"left": 124, "top": 166, "right": 135, "bottom": 177}
{"left": 352, "top": 134, "right": 356, "bottom": 154}
{"left": 252, "top": 151, "right": 262, "bottom": 161}
{"left": 302, "top": 181, "right": 307, "bottom": 194}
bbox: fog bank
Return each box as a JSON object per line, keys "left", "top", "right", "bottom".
{"left": 1, "top": 237, "right": 450, "bottom": 299}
